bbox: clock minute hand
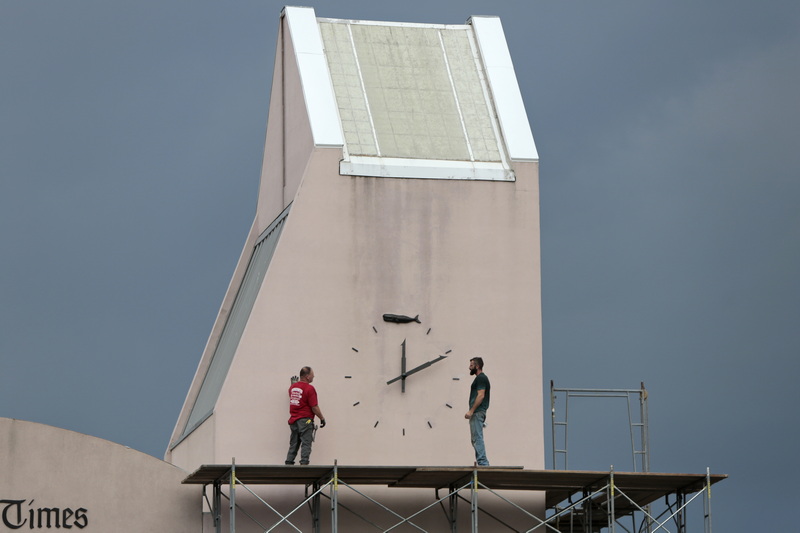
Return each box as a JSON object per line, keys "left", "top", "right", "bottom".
{"left": 404, "top": 355, "right": 447, "bottom": 378}
{"left": 386, "top": 355, "right": 448, "bottom": 385}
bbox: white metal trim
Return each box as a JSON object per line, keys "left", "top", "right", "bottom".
{"left": 340, "top": 156, "right": 515, "bottom": 181}
{"left": 466, "top": 27, "right": 512, "bottom": 170}
{"left": 470, "top": 16, "right": 538, "bottom": 161}
{"left": 284, "top": 6, "right": 344, "bottom": 147}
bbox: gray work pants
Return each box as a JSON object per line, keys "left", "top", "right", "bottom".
{"left": 285, "top": 418, "right": 314, "bottom": 465}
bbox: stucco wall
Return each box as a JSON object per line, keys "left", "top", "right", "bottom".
{"left": 205, "top": 149, "right": 543, "bottom": 469}
{"left": 166, "top": 147, "right": 544, "bottom": 530}
{"left": 0, "top": 418, "right": 200, "bottom": 532}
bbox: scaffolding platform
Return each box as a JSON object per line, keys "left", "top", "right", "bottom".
{"left": 183, "top": 463, "right": 726, "bottom": 532}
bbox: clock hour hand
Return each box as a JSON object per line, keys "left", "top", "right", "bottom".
{"left": 386, "top": 355, "right": 447, "bottom": 385}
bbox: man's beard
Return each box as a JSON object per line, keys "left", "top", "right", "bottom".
{"left": 470, "top": 367, "right": 477, "bottom": 375}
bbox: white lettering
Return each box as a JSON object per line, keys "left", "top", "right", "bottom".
{"left": 290, "top": 388, "right": 303, "bottom": 406}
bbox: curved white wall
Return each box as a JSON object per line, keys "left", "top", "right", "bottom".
{"left": 0, "top": 418, "right": 199, "bottom": 531}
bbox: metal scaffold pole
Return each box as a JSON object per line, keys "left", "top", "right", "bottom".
{"left": 639, "top": 382, "right": 650, "bottom": 473}
{"left": 331, "top": 460, "right": 338, "bottom": 533}
{"left": 704, "top": 467, "right": 713, "bottom": 533}
{"left": 229, "top": 458, "right": 236, "bottom": 533}
{"left": 448, "top": 483, "right": 458, "bottom": 533}
{"left": 471, "top": 466, "right": 479, "bottom": 532}
{"left": 609, "top": 467, "right": 616, "bottom": 533}
{"left": 309, "top": 480, "right": 321, "bottom": 533}
{"left": 213, "top": 481, "right": 222, "bottom": 533}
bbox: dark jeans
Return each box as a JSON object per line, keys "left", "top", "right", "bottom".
{"left": 286, "top": 418, "right": 315, "bottom": 465}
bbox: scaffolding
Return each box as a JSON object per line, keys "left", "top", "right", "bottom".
{"left": 550, "top": 381, "right": 650, "bottom": 473}
{"left": 183, "top": 462, "right": 725, "bottom": 532}
{"left": 181, "top": 381, "right": 722, "bottom": 532}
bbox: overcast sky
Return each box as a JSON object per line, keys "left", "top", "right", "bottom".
{"left": 2, "top": 1, "right": 798, "bottom": 531}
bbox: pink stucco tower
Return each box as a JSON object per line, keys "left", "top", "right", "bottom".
{"left": 167, "top": 6, "right": 543, "bottom": 530}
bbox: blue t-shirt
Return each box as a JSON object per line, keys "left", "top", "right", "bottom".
{"left": 469, "top": 373, "right": 490, "bottom": 412}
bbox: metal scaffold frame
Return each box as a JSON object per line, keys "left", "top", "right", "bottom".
{"left": 550, "top": 381, "right": 650, "bottom": 473}
{"left": 186, "top": 462, "right": 724, "bottom": 533}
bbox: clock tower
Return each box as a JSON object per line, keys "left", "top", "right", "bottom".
{"left": 167, "top": 6, "right": 543, "bottom": 529}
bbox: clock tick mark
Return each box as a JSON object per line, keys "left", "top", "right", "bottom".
{"left": 446, "top": 403, "right": 453, "bottom": 408}
{"left": 352, "top": 347, "right": 359, "bottom": 352}
{"left": 374, "top": 421, "right": 379, "bottom": 428}
{"left": 427, "top": 421, "right": 433, "bottom": 428}
{"left": 445, "top": 349, "right": 452, "bottom": 354}
{"left": 353, "top": 401, "right": 360, "bottom": 406}
{"left": 345, "top": 375, "right": 352, "bottom": 379}
{"left": 453, "top": 377, "right": 460, "bottom": 381}
{"left": 426, "top": 328, "right": 431, "bottom": 335}
{"left": 372, "top": 326, "right": 378, "bottom": 333}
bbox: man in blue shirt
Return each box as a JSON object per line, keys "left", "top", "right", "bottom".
{"left": 464, "top": 357, "right": 490, "bottom": 466}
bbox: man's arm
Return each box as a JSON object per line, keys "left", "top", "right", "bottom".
{"left": 464, "top": 389, "right": 486, "bottom": 419}
{"left": 312, "top": 405, "right": 326, "bottom": 427}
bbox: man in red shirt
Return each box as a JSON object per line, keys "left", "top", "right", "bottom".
{"left": 285, "top": 366, "right": 326, "bottom": 465}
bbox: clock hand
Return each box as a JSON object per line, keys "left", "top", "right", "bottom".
{"left": 404, "top": 354, "right": 447, "bottom": 378}
{"left": 386, "top": 355, "right": 448, "bottom": 385}
{"left": 401, "top": 340, "right": 406, "bottom": 393}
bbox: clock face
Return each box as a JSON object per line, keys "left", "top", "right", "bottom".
{"left": 344, "top": 314, "right": 461, "bottom": 436}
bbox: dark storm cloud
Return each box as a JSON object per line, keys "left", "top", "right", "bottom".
{"left": 2, "top": 2, "right": 798, "bottom": 531}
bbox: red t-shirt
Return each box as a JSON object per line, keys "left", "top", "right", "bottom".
{"left": 287, "top": 381, "right": 318, "bottom": 424}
